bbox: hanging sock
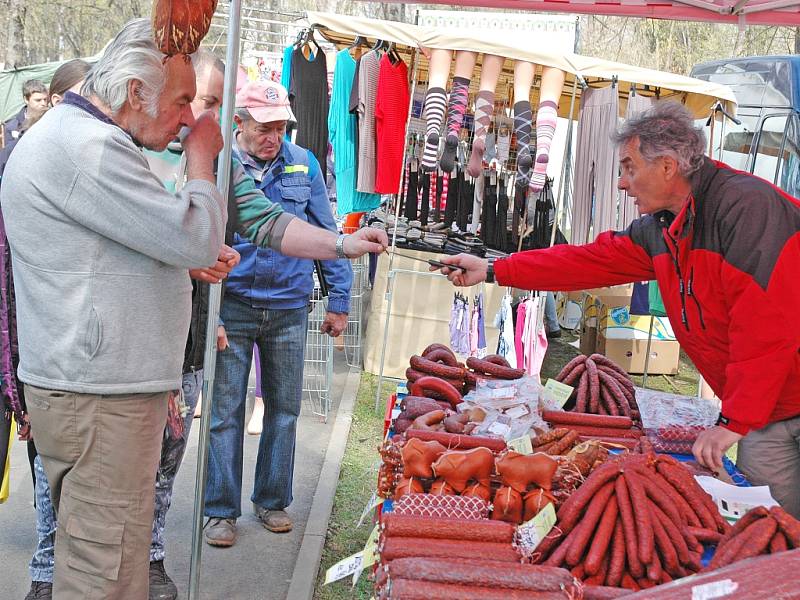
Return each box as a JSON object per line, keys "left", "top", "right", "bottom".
{"left": 439, "top": 77, "right": 471, "bottom": 173}
{"left": 513, "top": 101, "right": 533, "bottom": 189}
{"left": 421, "top": 87, "right": 447, "bottom": 172}
{"left": 530, "top": 100, "right": 558, "bottom": 193}
{"left": 467, "top": 90, "right": 495, "bottom": 177}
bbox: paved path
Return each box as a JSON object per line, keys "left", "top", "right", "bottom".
{"left": 0, "top": 352, "right": 354, "bottom": 600}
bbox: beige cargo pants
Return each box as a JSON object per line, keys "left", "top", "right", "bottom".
{"left": 26, "top": 385, "right": 168, "bottom": 600}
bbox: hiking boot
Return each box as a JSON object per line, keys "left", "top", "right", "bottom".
{"left": 254, "top": 505, "right": 293, "bottom": 533}
{"left": 203, "top": 517, "right": 237, "bottom": 547}
{"left": 24, "top": 582, "right": 52, "bottom": 600}
{"left": 149, "top": 560, "right": 178, "bottom": 600}
{"left": 546, "top": 328, "right": 562, "bottom": 339}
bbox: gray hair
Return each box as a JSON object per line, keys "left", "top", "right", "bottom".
{"left": 82, "top": 18, "right": 167, "bottom": 118}
{"left": 193, "top": 49, "right": 225, "bottom": 75}
{"left": 234, "top": 107, "right": 253, "bottom": 121}
{"left": 613, "top": 101, "right": 706, "bottom": 177}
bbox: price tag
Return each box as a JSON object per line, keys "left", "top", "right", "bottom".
{"left": 352, "top": 524, "right": 380, "bottom": 585}
{"left": 542, "top": 379, "right": 575, "bottom": 408}
{"left": 518, "top": 503, "right": 557, "bottom": 549}
{"left": 507, "top": 435, "right": 533, "bottom": 455}
{"left": 356, "top": 491, "right": 384, "bottom": 528}
{"left": 690, "top": 579, "right": 739, "bottom": 600}
{"left": 324, "top": 552, "right": 364, "bottom": 585}
{"left": 488, "top": 421, "right": 511, "bottom": 437}
{"left": 725, "top": 442, "right": 738, "bottom": 463}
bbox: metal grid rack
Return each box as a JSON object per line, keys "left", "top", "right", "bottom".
{"left": 343, "top": 253, "right": 370, "bottom": 368}
{"left": 302, "top": 283, "right": 333, "bottom": 421}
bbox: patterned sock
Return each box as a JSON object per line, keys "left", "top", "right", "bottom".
{"left": 467, "top": 90, "right": 495, "bottom": 177}
{"left": 439, "top": 77, "right": 471, "bottom": 173}
{"left": 513, "top": 101, "right": 533, "bottom": 189}
{"left": 530, "top": 100, "right": 558, "bottom": 193}
{"left": 421, "top": 87, "right": 447, "bottom": 172}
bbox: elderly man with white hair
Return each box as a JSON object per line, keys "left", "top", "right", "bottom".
{"left": 1, "top": 18, "right": 386, "bottom": 600}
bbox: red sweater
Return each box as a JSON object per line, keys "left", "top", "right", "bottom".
{"left": 495, "top": 158, "right": 800, "bottom": 436}
{"left": 374, "top": 54, "right": 409, "bottom": 194}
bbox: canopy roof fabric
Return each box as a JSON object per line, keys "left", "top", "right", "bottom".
{"left": 375, "top": 0, "right": 800, "bottom": 26}
{"left": 306, "top": 11, "right": 737, "bottom": 118}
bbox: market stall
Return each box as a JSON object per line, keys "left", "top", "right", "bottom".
{"left": 323, "top": 342, "right": 800, "bottom": 598}
{"left": 283, "top": 12, "right": 736, "bottom": 387}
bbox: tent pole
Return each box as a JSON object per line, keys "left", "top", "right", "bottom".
{"left": 374, "top": 31, "right": 420, "bottom": 412}
{"left": 550, "top": 76, "right": 579, "bottom": 247}
{"left": 188, "top": 0, "right": 242, "bottom": 597}
{"left": 641, "top": 315, "right": 655, "bottom": 389}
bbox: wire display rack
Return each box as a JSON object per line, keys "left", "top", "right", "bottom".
{"left": 302, "top": 283, "right": 333, "bottom": 421}
{"left": 343, "top": 253, "right": 370, "bottom": 368}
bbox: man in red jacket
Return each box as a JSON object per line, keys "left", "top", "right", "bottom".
{"left": 435, "top": 101, "right": 800, "bottom": 517}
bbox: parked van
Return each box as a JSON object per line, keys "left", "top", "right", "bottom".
{"left": 690, "top": 56, "right": 800, "bottom": 197}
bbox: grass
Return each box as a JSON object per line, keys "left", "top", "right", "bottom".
{"left": 313, "top": 337, "right": 702, "bottom": 598}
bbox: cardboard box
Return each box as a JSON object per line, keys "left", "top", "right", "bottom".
{"left": 580, "top": 323, "right": 597, "bottom": 355}
{"left": 597, "top": 333, "right": 680, "bottom": 375}
{"left": 599, "top": 305, "right": 676, "bottom": 341}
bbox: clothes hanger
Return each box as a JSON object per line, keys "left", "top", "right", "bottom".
{"left": 348, "top": 35, "right": 367, "bottom": 49}
{"left": 388, "top": 41, "right": 402, "bottom": 65}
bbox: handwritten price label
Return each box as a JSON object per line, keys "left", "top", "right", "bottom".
{"left": 352, "top": 524, "right": 380, "bottom": 585}
{"left": 543, "top": 379, "right": 575, "bottom": 408}
{"left": 518, "top": 503, "right": 557, "bottom": 549}
{"left": 324, "top": 552, "right": 364, "bottom": 585}
{"left": 356, "top": 491, "right": 384, "bottom": 528}
{"left": 507, "top": 435, "right": 533, "bottom": 455}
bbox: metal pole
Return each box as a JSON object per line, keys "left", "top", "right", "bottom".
{"left": 641, "top": 315, "right": 655, "bottom": 389}
{"left": 375, "top": 15, "right": 420, "bottom": 412}
{"left": 550, "top": 76, "right": 579, "bottom": 247}
{"left": 188, "top": 1, "right": 242, "bottom": 597}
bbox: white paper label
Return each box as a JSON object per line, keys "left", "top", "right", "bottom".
{"left": 542, "top": 379, "right": 575, "bottom": 408}
{"left": 691, "top": 579, "right": 739, "bottom": 600}
{"left": 324, "top": 552, "right": 364, "bottom": 585}
{"left": 352, "top": 524, "right": 380, "bottom": 585}
{"left": 517, "top": 503, "right": 557, "bottom": 549}
{"left": 488, "top": 421, "right": 511, "bottom": 437}
{"left": 356, "top": 491, "right": 384, "bottom": 528}
{"left": 505, "top": 405, "right": 530, "bottom": 420}
{"left": 507, "top": 435, "right": 533, "bottom": 455}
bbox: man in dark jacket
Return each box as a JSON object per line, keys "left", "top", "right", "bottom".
{"left": 435, "top": 101, "right": 800, "bottom": 518}
{"left": 2, "top": 79, "right": 48, "bottom": 148}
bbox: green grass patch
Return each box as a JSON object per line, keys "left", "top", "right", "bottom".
{"left": 314, "top": 373, "right": 394, "bottom": 600}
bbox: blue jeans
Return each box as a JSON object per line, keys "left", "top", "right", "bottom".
{"left": 29, "top": 371, "right": 203, "bottom": 582}
{"left": 204, "top": 297, "right": 308, "bottom": 519}
{"left": 545, "top": 292, "right": 560, "bottom": 333}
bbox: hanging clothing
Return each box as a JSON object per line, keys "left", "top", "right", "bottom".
{"left": 355, "top": 50, "right": 381, "bottom": 194}
{"left": 481, "top": 175, "right": 498, "bottom": 248}
{"left": 450, "top": 295, "right": 470, "bottom": 355}
{"left": 618, "top": 93, "right": 654, "bottom": 229}
{"left": 514, "top": 300, "right": 527, "bottom": 370}
{"left": 475, "top": 293, "right": 487, "bottom": 359}
{"left": 444, "top": 170, "right": 459, "bottom": 227}
{"left": 469, "top": 174, "right": 483, "bottom": 234}
{"left": 419, "top": 172, "right": 430, "bottom": 225}
{"left": 456, "top": 174, "right": 472, "bottom": 232}
{"left": 469, "top": 299, "right": 480, "bottom": 358}
{"left": 495, "top": 295, "right": 517, "bottom": 368}
{"left": 571, "top": 86, "right": 619, "bottom": 245}
{"left": 375, "top": 54, "right": 410, "bottom": 194}
{"left": 495, "top": 180, "right": 509, "bottom": 251}
{"left": 280, "top": 45, "right": 293, "bottom": 92}
{"left": 521, "top": 297, "right": 548, "bottom": 380}
{"left": 328, "top": 49, "right": 380, "bottom": 216}
{"left": 495, "top": 117, "right": 512, "bottom": 164}
{"left": 404, "top": 166, "right": 419, "bottom": 221}
{"left": 290, "top": 47, "right": 329, "bottom": 181}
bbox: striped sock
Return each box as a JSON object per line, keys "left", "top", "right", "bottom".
{"left": 467, "top": 90, "right": 495, "bottom": 177}
{"left": 530, "top": 100, "right": 558, "bottom": 193}
{"left": 513, "top": 101, "right": 533, "bottom": 189}
{"left": 439, "top": 77, "right": 470, "bottom": 173}
{"left": 421, "top": 87, "right": 447, "bottom": 172}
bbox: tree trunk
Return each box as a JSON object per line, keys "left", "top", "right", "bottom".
{"left": 795, "top": 27, "right": 800, "bottom": 54}
{"left": 6, "top": 0, "right": 27, "bottom": 68}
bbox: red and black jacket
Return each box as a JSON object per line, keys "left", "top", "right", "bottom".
{"left": 495, "top": 157, "right": 800, "bottom": 435}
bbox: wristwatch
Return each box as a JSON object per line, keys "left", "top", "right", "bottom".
{"left": 485, "top": 258, "right": 497, "bottom": 284}
{"left": 335, "top": 234, "right": 349, "bottom": 259}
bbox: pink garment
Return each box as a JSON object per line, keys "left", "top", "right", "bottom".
{"left": 470, "top": 301, "right": 479, "bottom": 357}
{"left": 514, "top": 301, "right": 527, "bottom": 370}
{"left": 521, "top": 297, "right": 549, "bottom": 381}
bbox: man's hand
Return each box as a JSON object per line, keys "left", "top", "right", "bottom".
{"left": 189, "top": 245, "right": 240, "bottom": 284}
{"left": 217, "top": 325, "right": 229, "bottom": 351}
{"left": 184, "top": 111, "right": 223, "bottom": 183}
{"left": 342, "top": 227, "right": 388, "bottom": 258}
{"left": 429, "top": 253, "right": 489, "bottom": 287}
{"left": 320, "top": 311, "right": 348, "bottom": 337}
{"left": 17, "top": 413, "right": 31, "bottom": 442}
{"left": 692, "top": 425, "right": 743, "bottom": 473}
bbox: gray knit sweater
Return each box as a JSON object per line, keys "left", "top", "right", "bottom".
{"left": 0, "top": 99, "right": 226, "bottom": 394}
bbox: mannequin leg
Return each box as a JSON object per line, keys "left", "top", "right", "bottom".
{"left": 440, "top": 51, "right": 478, "bottom": 173}
{"left": 421, "top": 49, "right": 453, "bottom": 172}
{"left": 467, "top": 54, "right": 504, "bottom": 177}
{"left": 530, "top": 67, "right": 566, "bottom": 193}
{"left": 513, "top": 61, "right": 536, "bottom": 189}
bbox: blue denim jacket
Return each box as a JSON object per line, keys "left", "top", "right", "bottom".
{"left": 225, "top": 137, "right": 352, "bottom": 314}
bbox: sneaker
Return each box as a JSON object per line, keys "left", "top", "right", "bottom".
{"left": 546, "top": 328, "right": 562, "bottom": 339}
{"left": 148, "top": 560, "right": 178, "bottom": 600}
{"left": 24, "top": 582, "right": 52, "bottom": 600}
{"left": 254, "top": 506, "right": 293, "bottom": 533}
{"left": 203, "top": 517, "right": 237, "bottom": 547}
